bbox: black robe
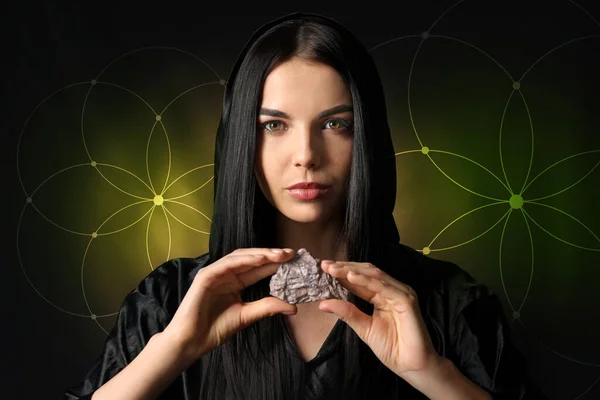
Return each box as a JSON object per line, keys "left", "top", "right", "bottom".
{"left": 64, "top": 242, "right": 549, "bottom": 399}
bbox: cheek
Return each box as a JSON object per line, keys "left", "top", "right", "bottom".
{"left": 254, "top": 155, "right": 276, "bottom": 194}
{"left": 256, "top": 144, "right": 280, "bottom": 181}
{"left": 259, "top": 160, "right": 278, "bottom": 187}
{"left": 336, "top": 145, "right": 353, "bottom": 172}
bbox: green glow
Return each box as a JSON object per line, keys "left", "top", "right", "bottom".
{"left": 509, "top": 194, "right": 524, "bottom": 209}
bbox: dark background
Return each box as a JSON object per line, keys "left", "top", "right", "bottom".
{"left": 4, "top": 1, "right": 600, "bottom": 398}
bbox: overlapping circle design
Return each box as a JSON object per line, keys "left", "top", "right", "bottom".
{"left": 366, "top": 0, "right": 600, "bottom": 397}
{"left": 17, "top": 47, "right": 225, "bottom": 331}
{"left": 16, "top": 1, "right": 600, "bottom": 397}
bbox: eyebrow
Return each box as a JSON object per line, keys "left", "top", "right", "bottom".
{"left": 259, "top": 104, "right": 353, "bottom": 119}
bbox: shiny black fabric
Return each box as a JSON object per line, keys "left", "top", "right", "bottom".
{"left": 64, "top": 242, "right": 549, "bottom": 399}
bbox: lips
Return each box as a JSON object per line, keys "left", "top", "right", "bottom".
{"left": 287, "top": 187, "right": 330, "bottom": 200}
{"left": 287, "top": 182, "right": 331, "bottom": 190}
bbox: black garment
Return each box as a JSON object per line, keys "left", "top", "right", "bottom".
{"left": 64, "top": 242, "right": 549, "bottom": 399}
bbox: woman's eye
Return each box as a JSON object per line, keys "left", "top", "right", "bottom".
{"left": 260, "top": 121, "right": 285, "bottom": 132}
{"left": 325, "top": 120, "right": 341, "bottom": 129}
{"left": 259, "top": 118, "right": 353, "bottom": 133}
{"left": 325, "top": 118, "right": 353, "bottom": 131}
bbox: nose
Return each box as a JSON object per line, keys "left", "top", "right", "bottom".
{"left": 292, "top": 123, "right": 321, "bottom": 169}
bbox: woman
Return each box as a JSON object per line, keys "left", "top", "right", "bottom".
{"left": 64, "top": 12, "right": 548, "bottom": 400}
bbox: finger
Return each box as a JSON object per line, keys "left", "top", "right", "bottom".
{"left": 192, "top": 255, "right": 270, "bottom": 294}
{"left": 322, "top": 261, "right": 413, "bottom": 295}
{"left": 239, "top": 296, "right": 298, "bottom": 328}
{"left": 318, "top": 299, "right": 372, "bottom": 343}
{"left": 345, "top": 270, "right": 414, "bottom": 304}
{"left": 231, "top": 247, "right": 295, "bottom": 258}
{"left": 237, "top": 262, "right": 282, "bottom": 288}
{"left": 325, "top": 264, "right": 388, "bottom": 306}
{"left": 215, "top": 249, "right": 295, "bottom": 278}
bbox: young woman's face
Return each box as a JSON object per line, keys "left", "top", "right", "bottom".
{"left": 255, "top": 57, "right": 354, "bottom": 224}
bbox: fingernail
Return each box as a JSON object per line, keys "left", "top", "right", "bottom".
{"left": 322, "top": 260, "right": 334, "bottom": 265}
{"left": 271, "top": 249, "right": 282, "bottom": 253}
{"left": 283, "top": 310, "right": 296, "bottom": 315}
{"left": 283, "top": 248, "right": 293, "bottom": 253}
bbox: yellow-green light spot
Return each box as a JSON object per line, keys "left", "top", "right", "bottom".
{"left": 509, "top": 194, "right": 524, "bottom": 209}
{"left": 421, "top": 146, "right": 430, "bottom": 155}
{"left": 154, "top": 195, "right": 164, "bottom": 206}
{"left": 422, "top": 247, "right": 431, "bottom": 255}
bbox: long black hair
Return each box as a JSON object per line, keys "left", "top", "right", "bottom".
{"left": 200, "top": 12, "right": 401, "bottom": 399}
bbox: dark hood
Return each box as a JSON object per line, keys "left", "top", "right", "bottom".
{"left": 210, "top": 12, "right": 400, "bottom": 262}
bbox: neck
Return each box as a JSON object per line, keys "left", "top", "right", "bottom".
{"left": 273, "top": 211, "right": 348, "bottom": 262}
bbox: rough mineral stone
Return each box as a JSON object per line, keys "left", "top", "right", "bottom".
{"left": 269, "top": 248, "right": 349, "bottom": 304}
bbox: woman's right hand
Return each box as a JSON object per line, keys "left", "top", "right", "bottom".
{"left": 161, "top": 248, "right": 298, "bottom": 365}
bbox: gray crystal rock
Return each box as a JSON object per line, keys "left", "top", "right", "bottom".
{"left": 269, "top": 248, "right": 349, "bottom": 304}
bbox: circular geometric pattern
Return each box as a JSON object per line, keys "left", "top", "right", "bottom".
{"left": 369, "top": 0, "right": 600, "bottom": 396}
{"left": 17, "top": 47, "right": 223, "bottom": 333}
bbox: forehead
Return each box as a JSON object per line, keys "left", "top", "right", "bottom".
{"left": 260, "top": 58, "right": 351, "bottom": 109}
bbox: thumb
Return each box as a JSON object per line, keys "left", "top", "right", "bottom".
{"left": 319, "top": 299, "right": 372, "bottom": 342}
{"left": 240, "top": 297, "right": 297, "bottom": 327}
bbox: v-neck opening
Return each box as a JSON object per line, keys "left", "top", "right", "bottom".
{"left": 283, "top": 317, "right": 345, "bottom": 365}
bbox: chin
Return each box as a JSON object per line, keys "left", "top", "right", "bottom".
{"left": 282, "top": 208, "right": 330, "bottom": 223}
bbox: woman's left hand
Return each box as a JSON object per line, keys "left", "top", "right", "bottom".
{"left": 319, "top": 260, "right": 443, "bottom": 378}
